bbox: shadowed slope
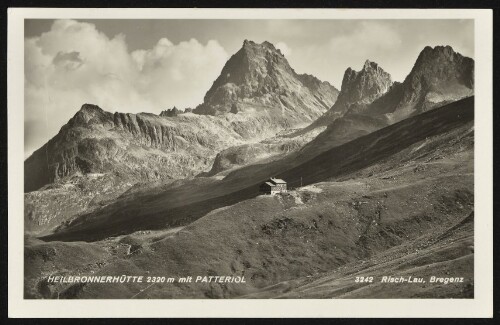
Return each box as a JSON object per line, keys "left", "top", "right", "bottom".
{"left": 28, "top": 116, "right": 473, "bottom": 298}
{"left": 41, "top": 96, "right": 473, "bottom": 242}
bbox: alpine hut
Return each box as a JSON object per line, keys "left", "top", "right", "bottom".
{"left": 259, "top": 177, "right": 287, "bottom": 195}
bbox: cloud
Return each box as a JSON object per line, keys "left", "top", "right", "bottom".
{"left": 24, "top": 19, "right": 229, "bottom": 157}
{"left": 275, "top": 42, "right": 292, "bottom": 57}
{"left": 283, "top": 21, "right": 406, "bottom": 88}
{"left": 52, "top": 51, "right": 84, "bottom": 70}
{"left": 130, "top": 38, "right": 228, "bottom": 105}
{"left": 329, "top": 21, "right": 403, "bottom": 61}
{"left": 280, "top": 21, "right": 404, "bottom": 89}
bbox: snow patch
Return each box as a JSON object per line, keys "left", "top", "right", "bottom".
{"left": 410, "top": 140, "right": 430, "bottom": 153}
{"left": 88, "top": 173, "right": 105, "bottom": 178}
{"left": 298, "top": 185, "right": 323, "bottom": 193}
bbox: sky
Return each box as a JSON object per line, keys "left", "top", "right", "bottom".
{"left": 24, "top": 19, "right": 474, "bottom": 158}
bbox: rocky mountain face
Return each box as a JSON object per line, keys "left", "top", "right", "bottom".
{"left": 24, "top": 40, "right": 476, "bottom": 300}
{"left": 24, "top": 40, "right": 339, "bottom": 194}
{"left": 25, "top": 96, "right": 474, "bottom": 298}
{"left": 25, "top": 104, "right": 235, "bottom": 192}
{"left": 24, "top": 44, "right": 473, "bottom": 235}
{"left": 201, "top": 126, "right": 326, "bottom": 177}
{"left": 307, "top": 60, "right": 392, "bottom": 129}
{"left": 203, "top": 58, "right": 391, "bottom": 179}
{"left": 25, "top": 101, "right": 304, "bottom": 233}
{"left": 292, "top": 60, "right": 394, "bottom": 156}
{"left": 232, "top": 45, "right": 475, "bottom": 187}
{"left": 369, "top": 45, "right": 474, "bottom": 122}
{"left": 311, "top": 46, "right": 473, "bottom": 130}
{"left": 25, "top": 102, "right": 308, "bottom": 194}
{"left": 38, "top": 97, "right": 474, "bottom": 243}
{"left": 194, "top": 40, "right": 339, "bottom": 119}
{"left": 331, "top": 60, "right": 393, "bottom": 115}
{"left": 297, "top": 45, "right": 474, "bottom": 157}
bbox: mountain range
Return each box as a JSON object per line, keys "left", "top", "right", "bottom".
{"left": 24, "top": 40, "right": 475, "bottom": 299}
{"left": 304, "top": 45, "right": 473, "bottom": 133}
{"left": 25, "top": 40, "right": 339, "bottom": 193}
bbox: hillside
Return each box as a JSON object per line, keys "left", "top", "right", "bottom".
{"left": 24, "top": 40, "right": 339, "bottom": 234}
{"left": 244, "top": 212, "right": 474, "bottom": 298}
{"left": 23, "top": 40, "right": 475, "bottom": 300}
{"left": 200, "top": 126, "right": 326, "bottom": 177}
{"left": 25, "top": 96, "right": 474, "bottom": 298}
{"left": 39, "top": 96, "right": 473, "bottom": 242}
{"left": 202, "top": 46, "right": 473, "bottom": 180}
{"left": 24, "top": 105, "right": 285, "bottom": 235}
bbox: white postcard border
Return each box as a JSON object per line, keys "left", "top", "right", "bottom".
{"left": 8, "top": 8, "right": 493, "bottom": 318}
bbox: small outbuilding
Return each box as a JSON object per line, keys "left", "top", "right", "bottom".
{"left": 259, "top": 177, "right": 287, "bottom": 195}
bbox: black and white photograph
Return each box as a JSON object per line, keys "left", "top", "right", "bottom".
{"left": 7, "top": 7, "right": 493, "bottom": 318}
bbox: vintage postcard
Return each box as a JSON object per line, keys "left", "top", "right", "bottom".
{"left": 8, "top": 8, "right": 493, "bottom": 317}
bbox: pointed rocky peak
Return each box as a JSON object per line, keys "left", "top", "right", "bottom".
{"left": 261, "top": 40, "right": 277, "bottom": 50}
{"left": 367, "top": 45, "right": 474, "bottom": 121}
{"left": 406, "top": 45, "right": 474, "bottom": 88}
{"left": 363, "top": 59, "right": 378, "bottom": 70}
{"left": 79, "top": 103, "right": 104, "bottom": 113}
{"left": 308, "top": 61, "right": 393, "bottom": 126}
{"left": 242, "top": 39, "right": 258, "bottom": 48}
{"left": 69, "top": 104, "right": 111, "bottom": 127}
{"left": 415, "top": 45, "right": 456, "bottom": 63}
{"left": 238, "top": 40, "right": 288, "bottom": 66}
{"left": 194, "top": 40, "right": 338, "bottom": 116}
{"left": 204, "top": 39, "right": 292, "bottom": 93}
{"left": 75, "top": 104, "right": 105, "bottom": 120}
{"left": 397, "top": 45, "right": 474, "bottom": 112}
{"left": 242, "top": 39, "right": 278, "bottom": 52}
{"left": 241, "top": 39, "right": 257, "bottom": 54}
{"left": 338, "top": 60, "right": 392, "bottom": 103}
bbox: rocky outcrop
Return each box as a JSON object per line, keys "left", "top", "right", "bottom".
{"left": 202, "top": 128, "right": 323, "bottom": 177}
{"left": 336, "top": 60, "right": 393, "bottom": 114}
{"left": 160, "top": 107, "right": 180, "bottom": 117}
{"left": 25, "top": 104, "right": 237, "bottom": 192}
{"left": 305, "top": 45, "right": 473, "bottom": 134}
{"left": 369, "top": 46, "right": 474, "bottom": 122}
{"left": 177, "top": 45, "right": 474, "bottom": 179}
{"left": 302, "top": 60, "right": 392, "bottom": 131}
{"left": 194, "top": 40, "right": 339, "bottom": 120}
{"left": 285, "top": 45, "right": 474, "bottom": 173}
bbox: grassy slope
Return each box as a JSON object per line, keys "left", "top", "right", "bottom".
{"left": 244, "top": 212, "right": 473, "bottom": 299}
{"left": 25, "top": 101, "right": 474, "bottom": 298}
{"left": 28, "top": 155, "right": 473, "bottom": 298}
{"left": 41, "top": 97, "right": 474, "bottom": 242}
